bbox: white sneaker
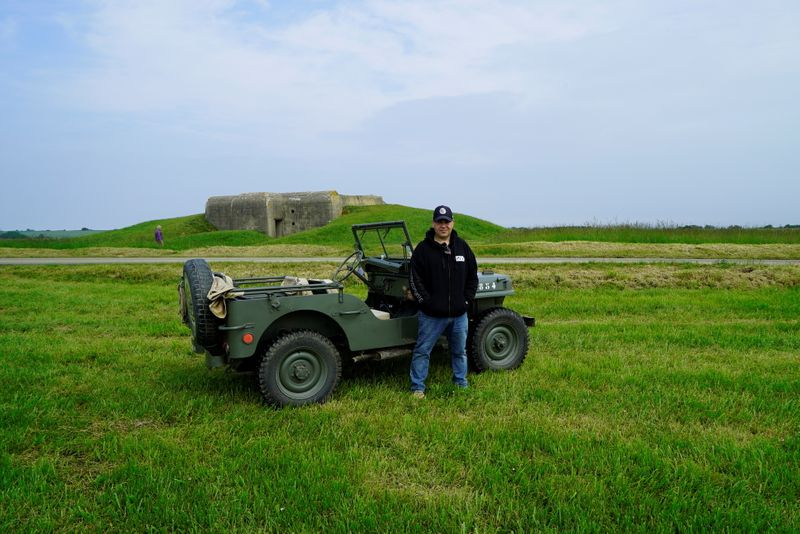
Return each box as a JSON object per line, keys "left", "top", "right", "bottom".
{"left": 411, "top": 390, "right": 425, "bottom": 399}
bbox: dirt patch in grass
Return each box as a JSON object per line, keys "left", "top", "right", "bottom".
{"left": 209, "top": 261, "right": 342, "bottom": 281}
{"left": 471, "top": 241, "right": 800, "bottom": 259}
{"left": 182, "top": 244, "right": 345, "bottom": 257}
{"left": 486, "top": 264, "right": 800, "bottom": 290}
{"left": 0, "top": 247, "right": 174, "bottom": 257}
{"left": 3, "top": 262, "right": 799, "bottom": 290}
{"left": 5, "top": 242, "right": 800, "bottom": 260}
{"left": 0, "top": 245, "right": 346, "bottom": 258}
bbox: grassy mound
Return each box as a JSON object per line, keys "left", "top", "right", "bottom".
{"left": 1, "top": 204, "right": 798, "bottom": 255}
{"left": 0, "top": 205, "right": 506, "bottom": 252}
{"left": 0, "top": 215, "right": 227, "bottom": 250}
{"left": 278, "top": 204, "right": 505, "bottom": 246}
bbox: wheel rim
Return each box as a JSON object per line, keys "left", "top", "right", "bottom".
{"left": 276, "top": 349, "right": 328, "bottom": 400}
{"left": 482, "top": 324, "right": 519, "bottom": 364}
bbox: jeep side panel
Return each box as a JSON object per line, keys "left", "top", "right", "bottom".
{"left": 223, "top": 292, "right": 418, "bottom": 360}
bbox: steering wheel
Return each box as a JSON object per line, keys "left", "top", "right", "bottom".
{"left": 332, "top": 250, "right": 364, "bottom": 283}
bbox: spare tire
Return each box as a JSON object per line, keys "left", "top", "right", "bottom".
{"left": 468, "top": 307, "right": 529, "bottom": 371}
{"left": 181, "top": 259, "right": 221, "bottom": 350}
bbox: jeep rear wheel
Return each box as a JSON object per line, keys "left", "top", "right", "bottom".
{"left": 182, "top": 259, "right": 221, "bottom": 350}
{"left": 258, "top": 331, "right": 342, "bottom": 407}
{"left": 469, "top": 308, "right": 529, "bottom": 371}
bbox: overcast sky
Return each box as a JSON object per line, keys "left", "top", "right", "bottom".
{"left": 1, "top": 0, "right": 798, "bottom": 230}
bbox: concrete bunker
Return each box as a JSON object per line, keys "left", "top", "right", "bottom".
{"left": 205, "top": 191, "right": 383, "bottom": 237}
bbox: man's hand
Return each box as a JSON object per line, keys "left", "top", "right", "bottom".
{"left": 403, "top": 286, "right": 415, "bottom": 301}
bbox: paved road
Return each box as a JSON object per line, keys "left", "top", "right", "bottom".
{"left": 2, "top": 256, "right": 799, "bottom": 265}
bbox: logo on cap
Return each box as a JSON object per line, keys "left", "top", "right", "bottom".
{"left": 433, "top": 204, "right": 453, "bottom": 221}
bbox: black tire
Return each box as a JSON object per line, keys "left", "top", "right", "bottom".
{"left": 182, "top": 259, "right": 221, "bottom": 350}
{"left": 258, "top": 331, "right": 342, "bottom": 407}
{"left": 469, "top": 308, "right": 529, "bottom": 371}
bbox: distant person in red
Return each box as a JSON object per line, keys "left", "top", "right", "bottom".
{"left": 154, "top": 225, "right": 164, "bottom": 247}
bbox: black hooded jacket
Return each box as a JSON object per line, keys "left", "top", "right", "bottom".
{"left": 409, "top": 228, "right": 478, "bottom": 317}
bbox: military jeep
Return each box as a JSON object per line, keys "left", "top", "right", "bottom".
{"left": 179, "top": 221, "right": 534, "bottom": 407}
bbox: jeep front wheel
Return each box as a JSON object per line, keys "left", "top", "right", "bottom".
{"left": 257, "top": 331, "right": 342, "bottom": 407}
{"left": 469, "top": 308, "right": 529, "bottom": 371}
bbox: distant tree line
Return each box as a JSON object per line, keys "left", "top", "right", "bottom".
{"left": 0, "top": 231, "right": 27, "bottom": 239}
{"left": 0, "top": 228, "right": 97, "bottom": 239}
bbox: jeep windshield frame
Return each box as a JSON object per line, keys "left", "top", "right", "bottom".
{"left": 351, "top": 221, "right": 413, "bottom": 262}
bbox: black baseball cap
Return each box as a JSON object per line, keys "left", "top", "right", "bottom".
{"left": 433, "top": 205, "right": 453, "bottom": 222}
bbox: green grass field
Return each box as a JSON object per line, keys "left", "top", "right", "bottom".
{"left": 2, "top": 205, "right": 799, "bottom": 259}
{"left": 495, "top": 223, "right": 800, "bottom": 245}
{"left": 1, "top": 262, "right": 798, "bottom": 531}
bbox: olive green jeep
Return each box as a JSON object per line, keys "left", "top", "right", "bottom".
{"left": 179, "top": 221, "right": 533, "bottom": 406}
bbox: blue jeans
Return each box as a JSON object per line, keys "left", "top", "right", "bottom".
{"left": 410, "top": 311, "right": 469, "bottom": 392}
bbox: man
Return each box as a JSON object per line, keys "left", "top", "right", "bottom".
{"left": 408, "top": 205, "right": 478, "bottom": 398}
